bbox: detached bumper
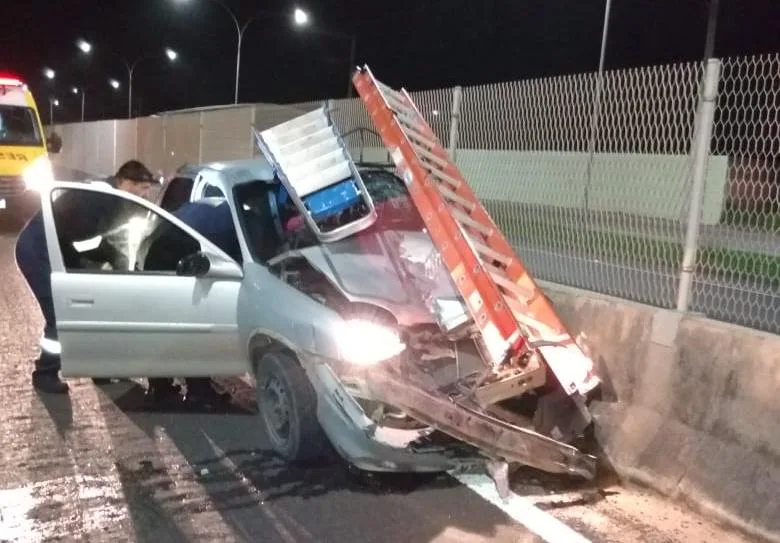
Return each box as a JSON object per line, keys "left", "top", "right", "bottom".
{"left": 306, "top": 360, "right": 479, "bottom": 473}
{"left": 304, "top": 353, "right": 596, "bottom": 478}
{"left": 367, "top": 368, "right": 597, "bottom": 479}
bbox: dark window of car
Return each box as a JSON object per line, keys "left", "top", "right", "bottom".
{"left": 233, "top": 180, "right": 285, "bottom": 264}
{"left": 51, "top": 188, "right": 200, "bottom": 274}
{"left": 0, "top": 105, "right": 42, "bottom": 147}
{"left": 203, "top": 184, "right": 226, "bottom": 199}
{"left": 159, "top": 176, "right": 194, "bottom": 213}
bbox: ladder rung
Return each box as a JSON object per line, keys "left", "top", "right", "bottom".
{"left": 277, "top": 125, "right": 338, "bottom": 157}
{"left": 384, "top": 92, "right": 416, "bottom": 119}
{"left": 428, "top": 167, "right": 462, "bottom": 189}
{"left": 414, "top": 144, "right": 450, "bottom": 171}
{"left": 438, "top": 185, "right": 475, "bottom": 212}
{"left": 289, "top": 160, "right": 353, "bottom": 198}
{"left": 466, "top": 234, "right": 511, "bottom": 267}
{"left": 504, "top": 298, "right": 560, "bottom": 339}
{"left": 264, "top": 118, "right": 328, "bottom": 149}
{"left": 400, "top": 122, "right": 438, "bottom": 151}
{"left": 452, "top": 208, "right": 493, "bottom": 237}
{"left": 279, "top": 135, "right": 342, "bottom": 169}
{"left": 485, "top": 265, "right": 536, "bottom": 304}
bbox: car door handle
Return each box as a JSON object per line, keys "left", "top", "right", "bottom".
{"left": 68, "top": 298, "right": 95, "bottom": 307}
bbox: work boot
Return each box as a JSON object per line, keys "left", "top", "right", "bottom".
{"left": 32, "top": 371, "right": 70, "bottom": 394}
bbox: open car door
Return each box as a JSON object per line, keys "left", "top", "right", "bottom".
{"left": 40, "top": 181, "right": 246, "bottom": 378}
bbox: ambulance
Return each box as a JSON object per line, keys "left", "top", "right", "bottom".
{"left": 0, "top": 72, "right": 61, "bottom": 226}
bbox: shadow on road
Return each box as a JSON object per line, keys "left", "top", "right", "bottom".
{"left": 93, "top": 379, "right": 522, "bottom": 542}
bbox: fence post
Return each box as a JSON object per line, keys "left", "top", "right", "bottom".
{"left": 448, "top": 86, "right": 463, "bottom": 163}
{"left": 676, "top": 58, "right": 722, "bottom": 313}
{"left": 198, "top": 111, "right": 204, "bottom": 163}
{"left": 249, "top": 105, "right": 257, "bottom": 158}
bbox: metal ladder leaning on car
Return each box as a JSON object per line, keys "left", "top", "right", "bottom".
{"left": 351, "top": 65, "right": 600, "bottom": 408}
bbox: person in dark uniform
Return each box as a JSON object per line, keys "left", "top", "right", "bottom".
{"left": 145, "top": 197, "right": 241, "bottom": 408}
{"left": 15, "top": 160, "right": 156, "bottom": 394}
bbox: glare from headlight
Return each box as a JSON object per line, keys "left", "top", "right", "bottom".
{"left": 23, "top": 156, "right": 55, "bottom": 191}
{"left": 335, "top": 319, "right": 406, "bottom": 366}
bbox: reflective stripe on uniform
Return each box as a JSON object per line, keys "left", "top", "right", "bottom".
{"left": 40, "top": 337, "right": 62, "bottom": 355}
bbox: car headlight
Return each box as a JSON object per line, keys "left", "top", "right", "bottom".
{"left": 23, "top": 156, "right": 55, "bottom": 191}
{"left": 335, "top": 319, "right": 406, "bottom": 366}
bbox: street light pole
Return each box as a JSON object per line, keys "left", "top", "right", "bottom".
{"left": 202, "top": 0, "right": 247, "bottom": 104}
{"left": 123, "top": 49, "right": 178, "bottom": 118}
{"left": 124, "top": 60, "right": 137, "bottom": 119}
{"left": 73, "top": 87, "right": 86, "bottom": 122}
{"left": 347, "top": 33, "right": 357, "bottom": 98}
{"left": 583, "top": 0, "right": 613, "bottom": 213}
{"left": 703, "top": 0, "right": 720, "bottom": 60}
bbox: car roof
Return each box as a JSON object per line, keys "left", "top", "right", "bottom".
{"left": 176, "top": 157, "right": 397, "bottom": 193}
{"left": 176, "top": 158, "right": 277, "bottom": 191}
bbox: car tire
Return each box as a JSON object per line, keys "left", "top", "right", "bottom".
{"left": 255, "top": 350, "right": 328, "bottom": 464}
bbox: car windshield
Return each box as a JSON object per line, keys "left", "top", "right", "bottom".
{"left": 0, "top": 105, "right": 42, "bottom": 147}
{"left": 233, "top": 168, "right": 425, "bottom": 264}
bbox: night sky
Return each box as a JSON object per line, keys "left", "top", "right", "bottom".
{"left": 3, "top": 0, "right": 779, "bottom": 122}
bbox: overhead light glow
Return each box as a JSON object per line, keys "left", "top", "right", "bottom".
{"left": 77, "top": 39, "right": 92, "bottom": 54}
{"left": 109, "top": 78, "right": 120, "bottom": 90}
{"left": 293, "top": 7, "right": 309, "bottom": 26}
{"left": 165, "top": 48, "right": 178, "bottom": 61}
{"left": 43, "top": 68, "right": 55, "bottom": 80}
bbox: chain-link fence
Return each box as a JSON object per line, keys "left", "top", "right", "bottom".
{"left": 49, "top": 53, "right": 780, "bottom": 335}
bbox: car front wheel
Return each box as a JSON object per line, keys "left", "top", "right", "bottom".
{"left": 255, "top": 350, "right": 328, "bottom": 464}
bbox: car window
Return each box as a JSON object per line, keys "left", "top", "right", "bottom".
{"left": 233, "top": 180, "right": 285, "bottom": 264}
{"left": 159, "top": 176, "right": 194, "bottom": 213}
{"left": 51, "top": 187, "right": 201, "bottom": 275}
{"left": 203, "top": 184, "right": 225, "bottom": 199}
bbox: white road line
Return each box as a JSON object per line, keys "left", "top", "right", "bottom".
{"left": 452, "top": 473, "right": 591, "bottom": 543}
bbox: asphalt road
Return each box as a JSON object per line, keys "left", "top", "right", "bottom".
{"left": 514, "top": 243, "right": 779, "bottom": 335}
{"left": 0, "top": 229, "right": 753, "bottom": 543}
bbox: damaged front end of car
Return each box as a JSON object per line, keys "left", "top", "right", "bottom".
{"left": 266, "top": 210, "right": 600, "bottom": 487}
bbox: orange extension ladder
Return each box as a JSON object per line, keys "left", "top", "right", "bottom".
{"left": 353, "top": 65, "right": 599, "bottom": 397}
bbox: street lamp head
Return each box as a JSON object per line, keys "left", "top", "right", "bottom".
{"left": 77, "top": 39, "right": 92, "bottom": 54}
{"left": 293, "top": 7, "right": 309, "bottom": 26}
{"left": 71, "top": 87, "right": 79, "bottom": 94}
{"left": 52, "top": 99, "right": 60, "bottom": 107}
{"left": 165, "top": 48, "right": 178, "bottom": 61}
{"left": 109, "top": 78, "right": 121, "bottom": 90}
{"left": 43, "top": 68, "right": 55, "bottom": 80}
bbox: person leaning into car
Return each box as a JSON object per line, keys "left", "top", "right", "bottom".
{"left": 15, "top": 160, "right": 156, "bottom": 394}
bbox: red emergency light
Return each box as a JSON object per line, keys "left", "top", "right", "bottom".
{"left": 0, "top": 73, "right": 25, "bottom": 87}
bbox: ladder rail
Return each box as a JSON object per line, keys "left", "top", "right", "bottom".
{"left": 357, "top": 67, "right": 526, "bottom": 367}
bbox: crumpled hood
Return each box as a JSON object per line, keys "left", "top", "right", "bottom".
{"left": 297, "top": 228, "right": 470, "bottom": 329}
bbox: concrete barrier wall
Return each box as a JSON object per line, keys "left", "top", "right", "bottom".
{"left": 542, "top": 280, "right": 780, "bottom": 542}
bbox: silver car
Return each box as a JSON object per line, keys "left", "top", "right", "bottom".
{"left": 40, "top": 157, "right": 598, "bottom": 483}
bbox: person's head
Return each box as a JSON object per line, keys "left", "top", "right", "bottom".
{"left": 114, "top": 160, "right": 156, "bottom": 199}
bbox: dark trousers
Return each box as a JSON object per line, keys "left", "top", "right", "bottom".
{"left": 15, "top": 238, "right": 60, "bottom": 376}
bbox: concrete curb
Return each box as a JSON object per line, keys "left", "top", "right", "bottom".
{"left": 539, "top": 280, "right": 780, "bottom": 543}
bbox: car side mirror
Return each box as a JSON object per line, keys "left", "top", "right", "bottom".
{"left": 46, "top": 132, "right": 63, "bottom": 154}
{"left": 176, "top": 251, "right": 211, "bottom": 277}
